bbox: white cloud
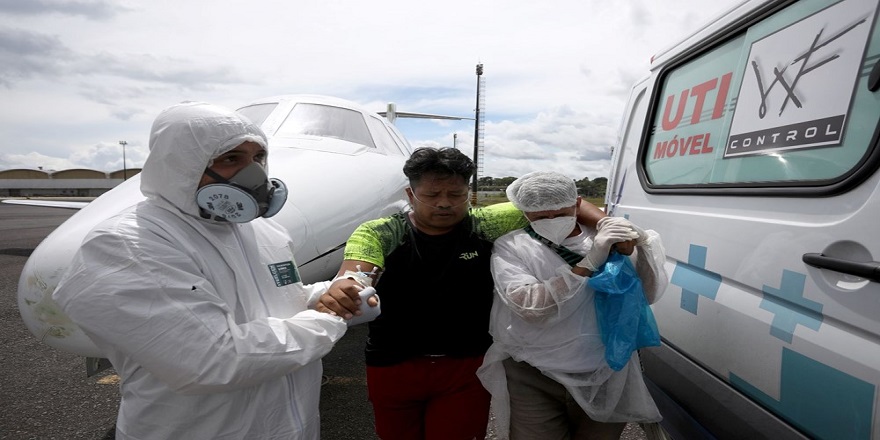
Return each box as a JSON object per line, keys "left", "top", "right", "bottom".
{"left": 0, "top": 0, "right": 740, "bottom": 178}
{"left": 0, "top": 151, "right": 79, "bottom": 172}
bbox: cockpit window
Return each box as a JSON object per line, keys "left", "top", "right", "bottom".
{"left": 236, "top": 103, "right": 278, "bottom": 127}
{"left": 365, "top": 115, "right": 406, "bottom": 155}
{"left": 274, "top": 103, "right": 375, "bottom": 148}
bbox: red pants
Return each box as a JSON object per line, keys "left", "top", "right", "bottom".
{"left": 367, "top": 355, "right": 490, "bottom": 440}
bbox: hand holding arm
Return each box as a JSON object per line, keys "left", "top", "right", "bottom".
{"left": 598, "top": 217, "right": 648, "bottom": 245}
{"left": 315, "top": 260, "right": 380, "bottom": 319}
{"left": 595, "top": 218, "right": 667, "bottom": 301}
{"left": 576, "top": 223, "right": 634, "bottom": 272}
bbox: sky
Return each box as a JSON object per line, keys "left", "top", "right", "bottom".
{"left": 0, "top": 0, "right": 742, "bottom": 181}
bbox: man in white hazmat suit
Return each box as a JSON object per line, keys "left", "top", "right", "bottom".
{"left": 52, "top": 102, "right": 348, "bottom": 440}
{"left": 477, "top": 171, "right": 669, "bottom": 440}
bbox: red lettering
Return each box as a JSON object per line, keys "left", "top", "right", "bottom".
{"left": 662, "top": 90, "right": 688, "bottom": 131}
{"left": 680, "top": 136, "right": 692, "bottom": 156}
{"left": 690, "top": 79, "right": 718, "bottom": 125}
{"left": 666, "top": 137, "right": 679, "bottom": 157}
{"left": 654, "top": 141, "right": 669, "bottom": 159}
{"left": 702, "top": 133, "right": 713, "bottom": 154}
{"left": 690, "top": 134, "right": 703, "bottom": 155}
{"left": 712, "top": 73, "right": 732, "bottom": 119}
{"left": 653, "top": 133, "right": 717, "bottom": 160}
{"left": 662, "top": 72, "right": 733, "bottom": 132}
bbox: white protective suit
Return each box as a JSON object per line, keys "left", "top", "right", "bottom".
{"left": 477, "top": 223, "right": 669, "bottom": 440}
{"left": 52, "top": 102, "right": 348, "bottom": 440}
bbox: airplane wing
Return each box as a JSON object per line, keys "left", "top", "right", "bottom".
{"left": 380, "top": 111, "right": 473, "bottom": 120}
{"left": 378, "top": 102, "right": 473, "bottom": 124}
{"left": 1, "top": 199, "right": 89, "bottom": 209}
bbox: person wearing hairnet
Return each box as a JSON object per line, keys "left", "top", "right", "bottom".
{"left": 314, "top": 148, "right": 608, "bottom": 440}
{"left": 477, "top": 171, "right": 669, "bottom": 440}
{"left": 52, "top": 102, "right": 348, "bottom": 440}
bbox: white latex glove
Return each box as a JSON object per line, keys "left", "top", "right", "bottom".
{"left": 630, "top": 222, "right": 649, "bottom": 245}
{"left": 597, "top": 217, "right": 647, "bottom": 245}
{"left": 347, "top": 287, "right": 381, "bottom": 326}
{"left": 576, "top": 223, "right": 634, "bottom": 272}
{"left": 596, "top": 216, "right": 625, "bottom": 230}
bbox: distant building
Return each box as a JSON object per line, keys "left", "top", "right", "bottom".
{"left": 0, "top": 168, "right": 142, "bottom": 197}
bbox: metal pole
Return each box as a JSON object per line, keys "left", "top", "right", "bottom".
{"left": 119, "top": 141, "right": 128, "bottom": 180}
{"left": 472, "top": 63, "right": 483, "bottom": 203}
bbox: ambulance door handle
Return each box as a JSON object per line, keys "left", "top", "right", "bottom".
{"left": 802, "top": 253, "right": 880, "bottom": 283}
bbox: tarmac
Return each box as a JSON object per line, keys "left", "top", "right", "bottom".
{"left": 0, "top": 202, "right": 648, "bottom": 440}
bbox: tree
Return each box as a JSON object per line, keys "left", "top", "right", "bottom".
{"left": 477, "top": 176, "right": 607, "bottom": 199}
{"left": 495, "top": 176, "right": 516, "bottom": 187}
{"left": 575, "top": 177, "right": 607, "bottom": 199}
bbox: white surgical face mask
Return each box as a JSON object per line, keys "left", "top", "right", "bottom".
{"left": 530, "top": 216, "right": 577, "bottom": 245}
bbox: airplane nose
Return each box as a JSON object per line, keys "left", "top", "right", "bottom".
{"left": 18, "top": 244, "right": 104, "bottom": 358}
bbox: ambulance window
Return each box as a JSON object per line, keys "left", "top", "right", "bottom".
{"left": 642, "top": 0, "right": 880, "bottom": 193}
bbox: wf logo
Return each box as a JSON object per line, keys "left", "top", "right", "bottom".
{"left": 750, "top": 18, "right": 867, "bottom": 119}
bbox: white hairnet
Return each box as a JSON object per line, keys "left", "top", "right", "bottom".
{"left": 140, "top": 102, "right": 268, "bottom": 218}
{"left": 506, "top": 171, "right": 578, "bottom": 212}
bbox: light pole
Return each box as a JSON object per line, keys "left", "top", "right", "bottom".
{"left": 472, "top": 63, "right": 484, "bottom": 205}
{"left": 119, "top": 140, "right": 128, "bottom": 180}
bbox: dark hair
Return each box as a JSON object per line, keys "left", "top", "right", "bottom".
{"left": 403, "top": 147, "right": 476, "bottom": 186}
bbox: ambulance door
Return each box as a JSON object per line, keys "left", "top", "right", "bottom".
{"left": 619, "top": 0, "right": 880, "bottom": 438}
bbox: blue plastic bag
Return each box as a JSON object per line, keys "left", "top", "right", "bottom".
{"left": 587, "top": 251, "right": 660, "bottom": 371}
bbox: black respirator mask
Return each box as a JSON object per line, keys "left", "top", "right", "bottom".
{"left": 195, "top": 162, "right": 288, "bottom": 223}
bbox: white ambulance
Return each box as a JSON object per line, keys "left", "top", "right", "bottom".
{"left": 605, "top": 0, "right": 880, "bottom": 438}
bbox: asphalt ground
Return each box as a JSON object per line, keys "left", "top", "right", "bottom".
{"left": 0, "top": 202, "right": 648, "bottom": 440}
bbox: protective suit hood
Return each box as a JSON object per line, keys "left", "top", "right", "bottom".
{"left": 140, "top": 102, "right": 268, "bottom": 219}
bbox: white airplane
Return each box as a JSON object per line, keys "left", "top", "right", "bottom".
{"left": 13, "top": 94, "right": 466, "bottom": 368}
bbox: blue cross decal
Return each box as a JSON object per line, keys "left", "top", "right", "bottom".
{"left": 731, "top": 348, "right": 873, "bottom": 439}
{"left": 670, "top": 244, "right": 721, "bottom": 314}
{"left": 760, "top": 270, "right": 822, "bottom": 343}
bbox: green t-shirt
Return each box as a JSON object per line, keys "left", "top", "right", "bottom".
{"left": 342, "top": 202, "right": 529, "bottom": 365}
{"left": 344, "top": 202, "right": 527, "bottom": 268}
